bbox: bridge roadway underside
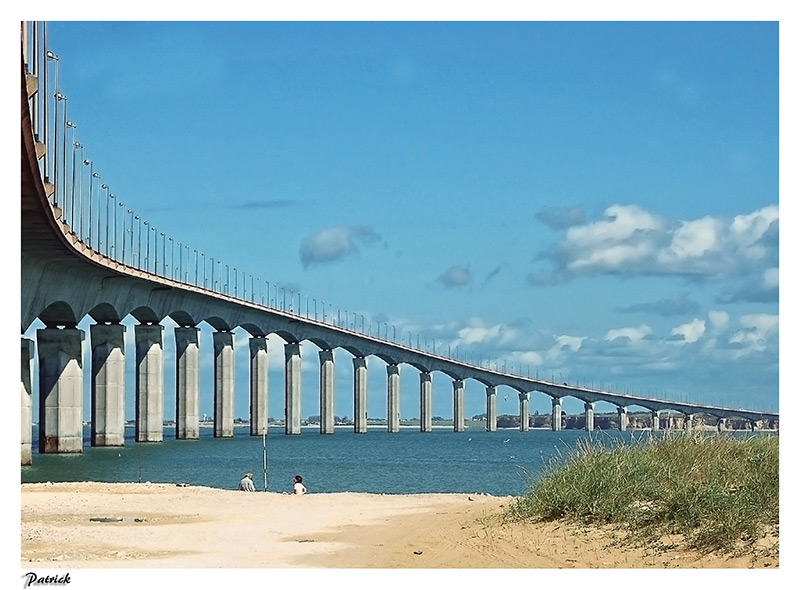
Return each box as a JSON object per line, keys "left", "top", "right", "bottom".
{"left": 19, "top": 57, "right": 777, "bottom": 466}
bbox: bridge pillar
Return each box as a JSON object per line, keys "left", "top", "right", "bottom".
{"left": 135, "top": 324, "right": 164, "bottom": 442}
{"left": 175, "top": 326, "right": 200, "bottom": 439}
{"left": 683, "top": 414, "right": 693, "bottom": 431}
{"left": 551, "top": 398, "right": 562, "bottom": 432}
{"left": 486, "top": 386, "right": 497, "bottom": 432}
{"left": 249, "top": 336, "right": 269, "bottom": 436}
{"left": 617, "top": 406, "right": 628, "bottom": 431}
{"left": 519, "top": 392, "right": 530, "bottom": 432}
{"left": 584, "top": 402, "right": 595, "bottom": 432}
{"left": 387, "top": 364, "right": 400, "bottom": 433}
{"left": 284, "top": 342, "right": 302, "bottom": 435}
{"left": 319, "top": 349, "right": 335, "bottom": 434}
{"left": 37, "top": 327, "right": 85, "bottom": 453}
{"left": 420, "top": 371, "right": 432, "bottom": 432}
{"left": 90, "top": 323, "right": 126, "bottom": 446}
{"left": 213, "top": 331, "right": 235, "bottom": 438}
{"left": 717, "top": 417, "right": 727, "bottom": 432}
{"left": 453, "top": 379, "right": 465, "bottom": 433}
{"left": 21, "top": 337, "right": 34, "bottom": 465}
{"left": 651, "top": 410, "right": 660, "bottom": 431}
{"left": 354, "top": 356, "right": 368, "bottom": 433}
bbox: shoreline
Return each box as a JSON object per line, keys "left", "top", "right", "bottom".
{"left": 21, "top": 481, "right": 778, "bottom": 570}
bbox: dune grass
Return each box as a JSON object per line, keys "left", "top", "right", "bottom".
{"left": 506, "top": 432, "right": 779, "bottom": 555}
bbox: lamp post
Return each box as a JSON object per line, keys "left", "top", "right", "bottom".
{"left": 153, "top": 227, "right": 159, "bottom": 274}
{"left": 65, "top": 122, "right": 77, "bottom": 226}
{"left": 125, "top": 209, "right": 133, "bottom": 264}
{"left": 69, "top": 140, "right": 80, "bottom": 232}
{"left": 52, "top": 92, "right": 66, "bottom": 208}
{"left": 101, "top": 184, "right": 110, "bottom": 256}
{"left": 91, "top": 172, "right": 101, "bottom": 251}
{"left": 134, "top": 215, "right": 141, "bottom": 268}
{"left": 43, "top": 50, "right": 59, "bottom": 188}
{"left": 158, "top": 232, "right": 165, "bottom": 276}
{"left": 83, "top": 160, "right": 93, "bottom": 245}
{"left": 143, "top": 221, "right": 150, "bottom": 269}
{"left": 109, "top": 193, "right": 117, "bottom": 258}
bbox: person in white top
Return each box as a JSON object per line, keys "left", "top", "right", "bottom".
{"left": 238, "top": 472, "right": 256, "bottom": 492}
{"left": 292, "top": 475, "right": 307, "bottom": 495}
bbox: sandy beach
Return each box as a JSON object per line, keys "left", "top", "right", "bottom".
{"left": 19, "top": 481, "right": 778, "bottom": 571}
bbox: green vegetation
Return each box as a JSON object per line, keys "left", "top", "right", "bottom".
{"left": 506, "top": 432, "right": 779, "bottom": 555}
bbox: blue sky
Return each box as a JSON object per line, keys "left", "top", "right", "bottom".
{"left": 21, "top": 18, "right": 782, "bottom": 422}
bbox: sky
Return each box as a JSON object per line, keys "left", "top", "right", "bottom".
{"left": 16, "top": 15, "right": 785, "bottom": 424}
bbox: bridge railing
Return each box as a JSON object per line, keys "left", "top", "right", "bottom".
{"left": 21, "top": 22, "right": 776, "bottom": 417}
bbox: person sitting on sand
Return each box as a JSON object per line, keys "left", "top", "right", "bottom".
{"left": 292, "top": 475, "right": 307, "bottom": 495}
{"left": 238, "top": 472, "right": 256, "bottom": 492}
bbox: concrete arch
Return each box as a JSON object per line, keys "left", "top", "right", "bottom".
{"left": 129, "top": 305, "right": 160, "bottom": 325}
{"left": 168, "top": 309, "right": 199, "bottom": 328}
{"left": 339, "top": 343, "right": 368, "bottom": 358}
{"left": 86, "top": 302, "right": 124, "bottom": 324}
{"left": 373, "top": 351, "right": 400, "bottom": 366}
{"left": 306, "top": 336, "right": 335, "bottom": 351}
{"left": 403, "top": 359, "right": 431, "bottom": 373}
{"left": 203, "top": 315, "right": 233, "bottom": 332}
{"left": 37, "top": 301, "right": 79, "bottom": 328}
{"left": 238, "top": 322, "right": 267, "bottom": 337}
{"left": 272, "top": 329, "right": 301, "bottom": 344}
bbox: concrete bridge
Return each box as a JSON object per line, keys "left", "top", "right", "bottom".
{"left": 20, "top": 22, "right": 778, "bottom": 466}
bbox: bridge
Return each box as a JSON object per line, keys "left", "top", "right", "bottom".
{"left": 19, "top": 22, "right": 778, "bottom": 466}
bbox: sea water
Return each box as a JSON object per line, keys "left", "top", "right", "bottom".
{"left": 21, "top": 425, "right": 649, "bottom": 496}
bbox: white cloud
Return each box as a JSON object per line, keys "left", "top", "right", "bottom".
{"left": 707, "top": 310, "right": 730, "bottom": 332}
{"left": 658, "top": 216, "right": 721, "bottom": 264}
{"left": 763, "top": 267, "right": 779, "bottom": 289}
{"left": 671, "top": 318, "right": 706, "bottom": 344}
{"left": 547, "top": 335, "right": 585, "bottom": 360}
{"left": 563, "top": 205, "right": 662, "bottom": 271}
{"left": 604, "top": 324, "right": 653, "bottom": 343}
{"left": 452, "top": 319, "right": 519, "bottom": 347}
{"left": 514, "top": 350, "right": 544, "bottom": 366}
{"left": 534, "top": 204, "right": 778, "bottom": 282}
{"left": 300, "top": 225, "right": 380, "bottom": 268}
{"left": 437, "top": 265, "right": 471, "bottom": 288}
{"left": 729, "top": 313, "right": 778, "bottom": 349}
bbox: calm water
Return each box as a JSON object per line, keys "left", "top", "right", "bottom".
{"left": 22, "top": 425, "right": 650, "bottom": 496}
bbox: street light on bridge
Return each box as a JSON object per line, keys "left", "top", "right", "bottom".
{"left": 101, "top": 184, "right": 110, "bottom": 257}
{"left": 82, "top": 160, "right": 94, "bottom": 246}
{"left": 69, "top": 140, "right": 81, "bottom": 234}
{"left": 42, "top": 50, "right": 59, "bottom": 189}
{"left": 143, "top": 221, "right": 150, "bottom": 269}
{"left": 109, "top": 193, "right": 118, "bottom": 259}
{"left": 125, "top": 209, "right": 133, "bottom": 264}
{"left": 52, "top": 92, "right": 66, "bottom": 209}
{"left": 65, "top": 122, "right": 77, "bottom": 227}
{"left": 134, "top": 215, "right": 141, "bottom": 268}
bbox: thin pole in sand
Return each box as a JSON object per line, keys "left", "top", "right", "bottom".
{"left": 262, "top": 428, "right": 268, "bottom": 492}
